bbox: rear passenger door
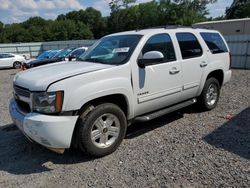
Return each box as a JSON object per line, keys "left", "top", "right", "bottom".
{"left": 176, "top": 32, "right": 205, "bottom": 100}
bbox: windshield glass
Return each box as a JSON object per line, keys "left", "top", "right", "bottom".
{"left": 37, "top": 51, "right": 50, "bottom": 59}
{"left": 48, "top": 50, "right": 60, "bottom": 58}
{"left": 53, "top": 48, "right": 73, "bottom": 58}
{"left": 78, "top": 35, "right": 142, "bottom": 65}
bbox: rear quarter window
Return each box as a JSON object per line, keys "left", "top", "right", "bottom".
{"left": 200, "top": 32, "right": 228, "bottom": 54}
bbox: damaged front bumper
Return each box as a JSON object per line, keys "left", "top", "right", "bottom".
{"left": 9, "top": 98, "right": 78, "bottom": 153}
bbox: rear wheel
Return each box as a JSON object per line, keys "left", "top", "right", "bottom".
{"left": 13, "top": 61, "right": 21, "bottom": 69}
{"left": 199, "top": 77, "right": 220, "bottom": 111}
{"left": 76, "top": 103, "right": 127, "bottom": 157}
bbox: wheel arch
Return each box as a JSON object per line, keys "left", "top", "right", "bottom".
{"left": 198, "top": 69, "right": 224, "bottom": 96}
{"left": 77, "top": 93, "right": 130, "bottom": 118}
{"left": 206, "top": 69, "right": 224, "bottom": 87}
{"left": 13, "top": 61, "right": 21, "bottom": 69}
{"left": 71, "top": 93, "right": 130, "bottom": 149}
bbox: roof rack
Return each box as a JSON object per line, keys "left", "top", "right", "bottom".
{"left": 135, "top": 25, "right": 207, "bottom": 31}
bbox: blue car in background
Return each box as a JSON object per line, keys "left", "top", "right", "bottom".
{"left": 23, "top": 47, "right": 88, "bottom": 69}
{"left": 36, "top": 50, "right": 61, "bottom": 60}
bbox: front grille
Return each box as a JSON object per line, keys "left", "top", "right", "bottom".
{"left": 14, "top": 85, "right": 31, "bottom": 113}
{"left": 14, "top": 85, "right": 30, "bottom": 98}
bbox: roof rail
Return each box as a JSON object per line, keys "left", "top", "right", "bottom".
{"left": 135, "top": 25, "right": 207, "bottom": 31}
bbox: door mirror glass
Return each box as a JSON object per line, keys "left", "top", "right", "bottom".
{"left": 138, "top": 51, "right": 164, "bottom": 68}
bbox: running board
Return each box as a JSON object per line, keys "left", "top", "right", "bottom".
{"left": 134, "top": 98, "right": 197, "bottom": 122}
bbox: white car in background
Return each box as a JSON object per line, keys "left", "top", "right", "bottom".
{"left": 0, "top": 53, "right": 25, "bottom": 69}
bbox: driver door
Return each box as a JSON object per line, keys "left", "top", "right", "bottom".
{"left": 133, "top": 33, "right": 182, "bottom": 116}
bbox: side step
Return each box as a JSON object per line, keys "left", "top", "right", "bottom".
{"left": 134, "top": 98, "right": 197, "bottom": 122}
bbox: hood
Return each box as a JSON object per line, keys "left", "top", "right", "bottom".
{"left": 14, "top": 61, "right": 114, "bottom": 91}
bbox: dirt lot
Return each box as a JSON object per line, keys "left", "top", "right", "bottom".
{"left": 0, "top": 69, "right": 249, "bottom": 187}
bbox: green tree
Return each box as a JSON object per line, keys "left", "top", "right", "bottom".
{"left": 48, "top": 20, "right": 93, "bottom": 41}
{"left": 79, "top": 7, "right": 107, "bottom": 38}
{"left": 0, "top": 0, "right": 219, "bottom": 43}
{"left": 107, "top": 0, "right": 210, "bottom": 32}
{"left": 226, "top": 0, "right": 250, "bottom": 19}
{"left": 0, "top": 21, "right": 3, "bottom": 32}
{"left": 166, "top": 0, "right": 216, "bottom": 25}
{"left": 3, "top": 24, "right": 32, "bottom": 42}
{"left": 22, "top": 17, "right": 47, "bottom": 28}
{"left": 109, "top": 0, "right": 136, "bottom": 12}
{"left": 58, "top": 8, "right": 107, "bottom": 38}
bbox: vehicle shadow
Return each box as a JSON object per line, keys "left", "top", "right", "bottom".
{"left": 126, "top": 111, "right": 184, "bottom": 139}
{"left": 0, "top": 124, "right": 92, "bottom": 175}
{"left": 203, "top": 107, "right": 250, "bottom": 160}
{"left": 0, "top": 110, "right": 185, "bottom": 176}
{"left": 125, "top": 104, "right": 203, "bottom": 139}
{"left": 2, "top": 106, "right": 248, "bottom": 175}
{"left": 0, "top": 67, "right": 13, "bottom": 70}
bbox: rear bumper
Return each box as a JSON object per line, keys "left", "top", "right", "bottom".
{"left": 223, "top": 70, "right": 232, "bottom": 85}
{"left": 9, "top": 98, "right": 78, "bottom": 149}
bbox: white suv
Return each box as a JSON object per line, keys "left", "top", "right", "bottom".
{"left": 9, "top": 27, "right": 231, "bottom": 157}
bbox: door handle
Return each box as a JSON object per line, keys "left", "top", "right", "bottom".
{"left": 169, "top": 67, "right": 180, "bottom": 75}
{"left": 200, "top": 61, "right": 208, "bottom": 67}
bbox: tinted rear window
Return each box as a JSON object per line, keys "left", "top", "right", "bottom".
{"left": 176, "top": 33, "right": 203, "bottom": 59}
{"left": 200, "top": 32, "right": 228, "bottom": 54}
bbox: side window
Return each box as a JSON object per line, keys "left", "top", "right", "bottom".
{"left": 142, "top": 33, "right": 176, "bottom": 62}
{"left": 2, "top": 54, "right": 14, "bottom": 58}
{"left": 176, "top": 33, "right": 203, "bottom": 59}
{"left": 1, "top": 54, "right": 9, "bottom": 58}
{"left": 71, "top": 49, "right": 85, "bottom": 57}
{"left": 200, "top": 32, "right": 228, "bottom": 54}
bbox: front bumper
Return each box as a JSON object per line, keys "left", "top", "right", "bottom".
{"left": 9, "top": 98, "right": 78, "bottom": 149}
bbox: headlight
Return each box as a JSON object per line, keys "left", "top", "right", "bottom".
{"left": 32, "top": 91, "right": 64, "bottom": 113}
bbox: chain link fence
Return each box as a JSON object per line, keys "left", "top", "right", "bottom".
{"left": 0, "top": 40, "right": 97, "bottom": 59}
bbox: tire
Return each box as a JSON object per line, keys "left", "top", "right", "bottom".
{"left": 13, "top": 61, "right": 21, "bottom": 69}
{"left": 76, "top": 103, "right": 127, "bottom": 157}
{"left": 198, "top": 77, "right": 220, "bottom": 111}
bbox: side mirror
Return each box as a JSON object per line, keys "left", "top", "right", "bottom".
{"left": 138, "top": 51, "right": 164, "bottom": 68}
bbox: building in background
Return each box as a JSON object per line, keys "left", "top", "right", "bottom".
{"left": 194, "top": 18, "right": 250, "bottom": 69}
{"left": 193, "top": 18, "right": 250, "bottom": 36}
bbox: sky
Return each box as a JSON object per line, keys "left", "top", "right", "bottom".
{"left": 0, "top": 0, "right": 234, "bottom": 24}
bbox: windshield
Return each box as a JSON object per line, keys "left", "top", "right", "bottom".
{"left": 48, "top": 50, "right": 60, "bottom": 58}
{"left": 37, "top": 51, "right": 50, "bottom": 59}
{"left": 53, "top": 48, "right": 73, "bottom": 58}
{"left": 78, "top": 35, "right": 142, "bottom": 65}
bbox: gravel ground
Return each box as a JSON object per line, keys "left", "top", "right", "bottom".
{"left": 0, "top": 69, "right": 249, "bottom": 188}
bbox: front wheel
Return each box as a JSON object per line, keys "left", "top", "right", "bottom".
{"left": 76, "top": 103, "right": 127, "bottom": 157}
{"left": 13, "top": 61, "right": 21, "bottom": 69}
{"left": 198, "top": 77, "right": 220, "bottom": 111}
